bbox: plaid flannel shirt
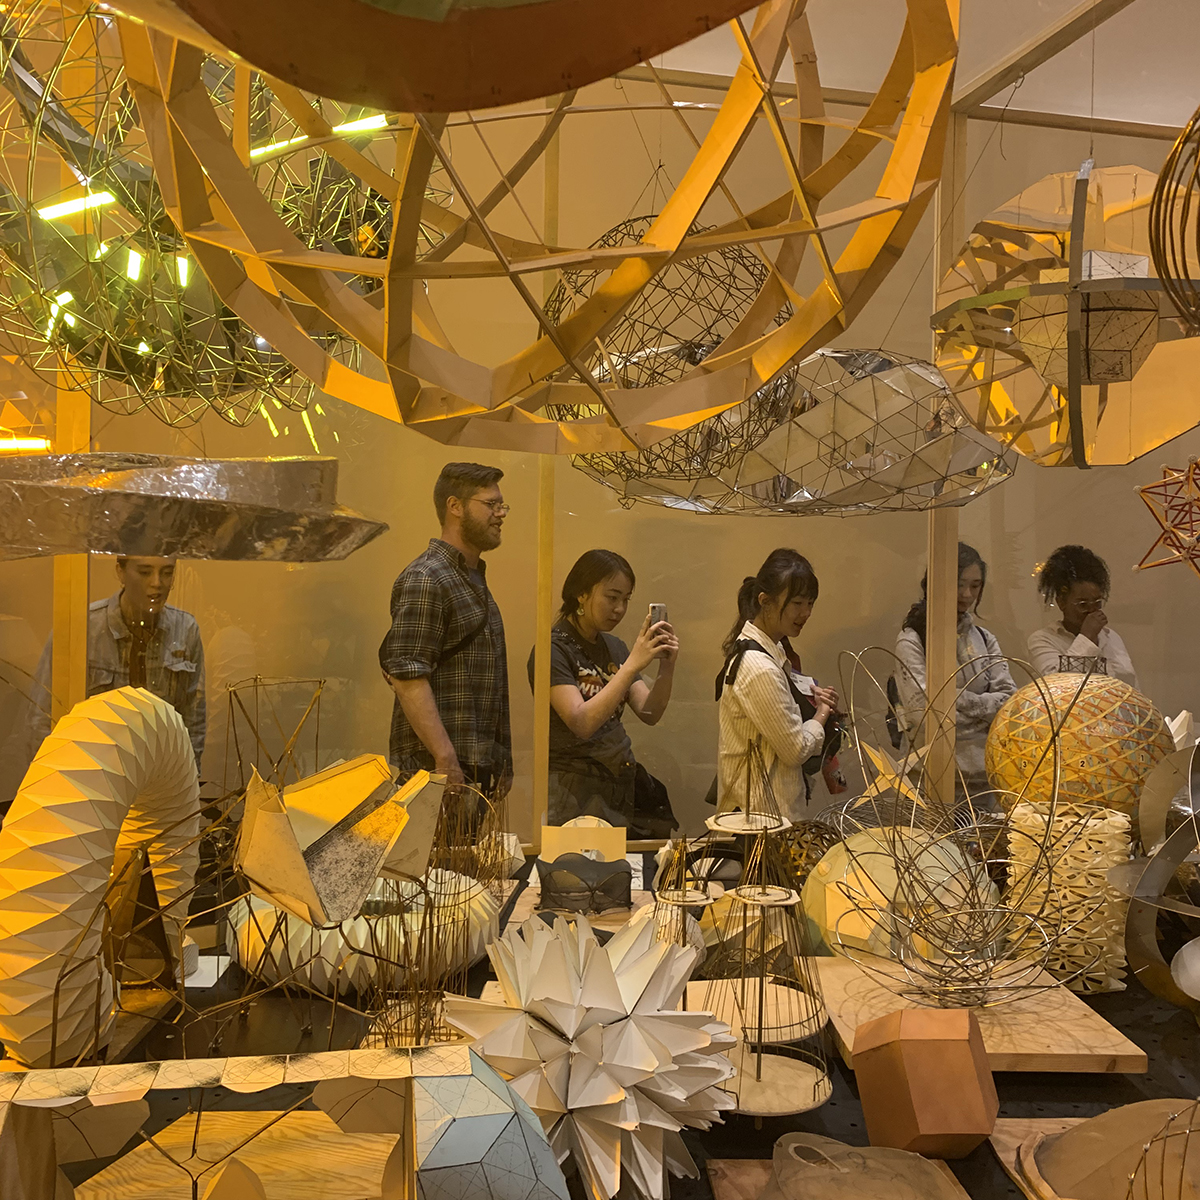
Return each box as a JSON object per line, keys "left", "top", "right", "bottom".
{"left": 381, "top": 538, "right": 511, "bottom": 778}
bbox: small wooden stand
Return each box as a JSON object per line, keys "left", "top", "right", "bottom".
{"left": 812, "top": 956, "right": 1146, "bottom": 1073}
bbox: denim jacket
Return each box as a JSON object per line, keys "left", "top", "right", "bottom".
{"left": 30, "top": 592, "right": 206, "bottom": 767}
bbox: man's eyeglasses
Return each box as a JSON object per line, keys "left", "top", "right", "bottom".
{"left": 471, "top": 498, "right": 510, "bottom": 515}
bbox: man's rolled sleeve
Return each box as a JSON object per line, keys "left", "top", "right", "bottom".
{"left": 383, "top": 569, "right": 446, "bottom": 681}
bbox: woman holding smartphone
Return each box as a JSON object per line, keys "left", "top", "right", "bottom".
{"left": 717, "top": 548, "right": 839, "bottom": 822}
{"left": 527, "top": 549, "right": 678, "bottom": 826}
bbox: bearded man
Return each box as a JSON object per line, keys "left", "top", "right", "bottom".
{"left": 380, "top": 462, "right": 511, "bottom": 792}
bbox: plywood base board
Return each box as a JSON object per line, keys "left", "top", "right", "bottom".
{"left": 989, "top": 1117, "right": 1087, "bottom": 1200}
{"left": 812, "top": 956, "right": 1146, "bottom": 1073}
{"left": 707, "top": 1154, "right": 971, "bottom": 1200}
{"left": 77, "top": 1109, "right": 394, "bottom": 1200}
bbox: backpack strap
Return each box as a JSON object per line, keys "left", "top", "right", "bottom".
{"left": 715, "top": 638, "right": 775, "bottom": 701}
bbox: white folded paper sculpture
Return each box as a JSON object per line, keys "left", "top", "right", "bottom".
{"left": 0, "top": 687, "right": 200, "bottom": 1066}
{"left": 446, "top": 910, "right": 736, "bottom": 1200}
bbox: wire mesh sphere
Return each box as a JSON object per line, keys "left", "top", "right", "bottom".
{"left": 1151, "top": 101, "right": 1200, "bottom": 333}
{"left": 557, "top": 345, "right": 1014, "bottom": 515}
{"left": 985, "top": 673, "right": 1174, "bottom": 817}
{"left": 0, "top": 8, "right": 349, "bottom": 426}
{"left": 544, "top": 213, "right": 798, "bottom": 485}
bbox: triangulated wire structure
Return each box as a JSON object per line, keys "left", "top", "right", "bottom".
{"left": 811, "top": 649, "right": 1132, "bottom": 1006}
{"left": 1150, "top": 99, "right": 1200, "bottom": 332}
{"left": 1137, "top": 459, "right": 1200, "bottom": 581}
{"left": 933, "top": 164, "right": 1200, "bottom": 468}
{"left": 552, "top": 339, "right": 1015, "bottom": 516}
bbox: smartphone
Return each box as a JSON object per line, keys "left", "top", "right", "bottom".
{"left": 649, "top": 603, "right": 668, "bottom": 626}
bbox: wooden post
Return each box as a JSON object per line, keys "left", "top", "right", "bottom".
{"left": 925, "top": 112, "right": 968, "bottom": 808}
{"left": 51, "top": 379, "right": 90, "bottom": 721}
{"left": 530, "top": 99, "right": 561, "bottom": 847}
{"left": 531, "top": 458, "right": 555, "bottom": 845}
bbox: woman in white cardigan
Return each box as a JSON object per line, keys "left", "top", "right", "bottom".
{"left": 717, "top": 549, "right": 839, "bottom": 822}
{"left": 1028, "top": 544, "right": 1138, "bottom": 689}
{"left": 894, "top": 541, "right": 1017, "bottom": 802}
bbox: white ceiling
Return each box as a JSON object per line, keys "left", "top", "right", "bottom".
{"left": 657, "top": 0, "right": 1198, "bottom": 127}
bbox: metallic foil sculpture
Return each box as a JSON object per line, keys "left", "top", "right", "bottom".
{"left": 0, "top": 452, "right": 387, "bottom": 561}
{"left": 235, "top": 756, "right": 443, "bottom": 926}
{"left": 934, "top": 164, "right": 1200, "bottom": 467}
{"left": 986, "top": 673, "right": 1174, "bottom": 818}
{"left": 1136, "top": 459, "right": 1200, "bottom": 580}
{"left": 445, "top": 911, "right": 736, "bottom": 1200}
{"left": 109, "top": 0, "right": 960, "bottom": 453}
{"left": 1150, "top": 99, "right": 1200, "bottom": 332}
{"left": 110, "top": 0, "right": 762, "bottom": 114}
{"left": 559, "top": 347, "right": 1015, "bottom": 515}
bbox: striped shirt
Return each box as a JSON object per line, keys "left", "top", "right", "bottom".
{"left": 717, "top": 621, "right": 825, "bottom": 822}
{"left": 381, "top": 538, "right": 511, "bottom": 778}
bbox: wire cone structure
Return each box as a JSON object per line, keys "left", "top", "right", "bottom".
{"left": 666, "top": 744, "right": 832, "bottom": 1116}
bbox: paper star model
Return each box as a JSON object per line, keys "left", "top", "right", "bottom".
{"left": 1137, "top": 459, "right": 1200, "bottom": 579}
{"left": 445, "top": 911, "right": 736, "bottom": 1200}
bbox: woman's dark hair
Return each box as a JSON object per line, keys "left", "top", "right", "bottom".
{"left": 723, "top": 548, "right": 819, "bottom": 654}
{"left": 559, "top": 550, "right": 635, "bottom": 620}
{"left": 1037, "top": 544, "right": 1110, "bottom": 604}
{"left": 902, "top": 542, "right": 987, "bottom": 648}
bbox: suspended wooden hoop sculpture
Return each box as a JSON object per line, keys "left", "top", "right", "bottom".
{"left": 0, "top": 688, "right": 200, "bottom": 1067}
{"left": 115, "top": 0, "right": 960, "bottom": 454}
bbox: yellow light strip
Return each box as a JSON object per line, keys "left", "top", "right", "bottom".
{"left": 0, "top": 436, "right": 52, "bottom": 453}
{"left": 248, "top": 113, "right": 388, "bottom": 158}
{"left": 301, "top": 409, "right": 320, "bottom": 453}
{"left": 37, "top": 190, "right": 116, "bottom": 221}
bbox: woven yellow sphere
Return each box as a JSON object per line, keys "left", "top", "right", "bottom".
{"left": 985, "top": 673, "right": 1174, "bottom": 815}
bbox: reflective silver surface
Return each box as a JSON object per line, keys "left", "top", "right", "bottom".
{"left": 0, "top": 453, "right": 387, "bottom": 560}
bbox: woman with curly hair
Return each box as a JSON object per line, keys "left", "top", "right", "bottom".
{"left": 1028, "top": 544, "right": 1137, "bottom": 688}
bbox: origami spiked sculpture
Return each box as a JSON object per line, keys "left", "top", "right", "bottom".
{"left": 236, "top": 756, "right": 445, "bottom": 926}
{"left": 445, "top": 911, "right": 736, "bottom": 1200}
{"left": 0, "top": 687, "right": 200, "bottom": 1067}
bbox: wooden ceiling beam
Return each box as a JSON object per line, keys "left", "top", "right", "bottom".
{"left": 951, "top": 0, "right": 1141, "bottom": 111}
